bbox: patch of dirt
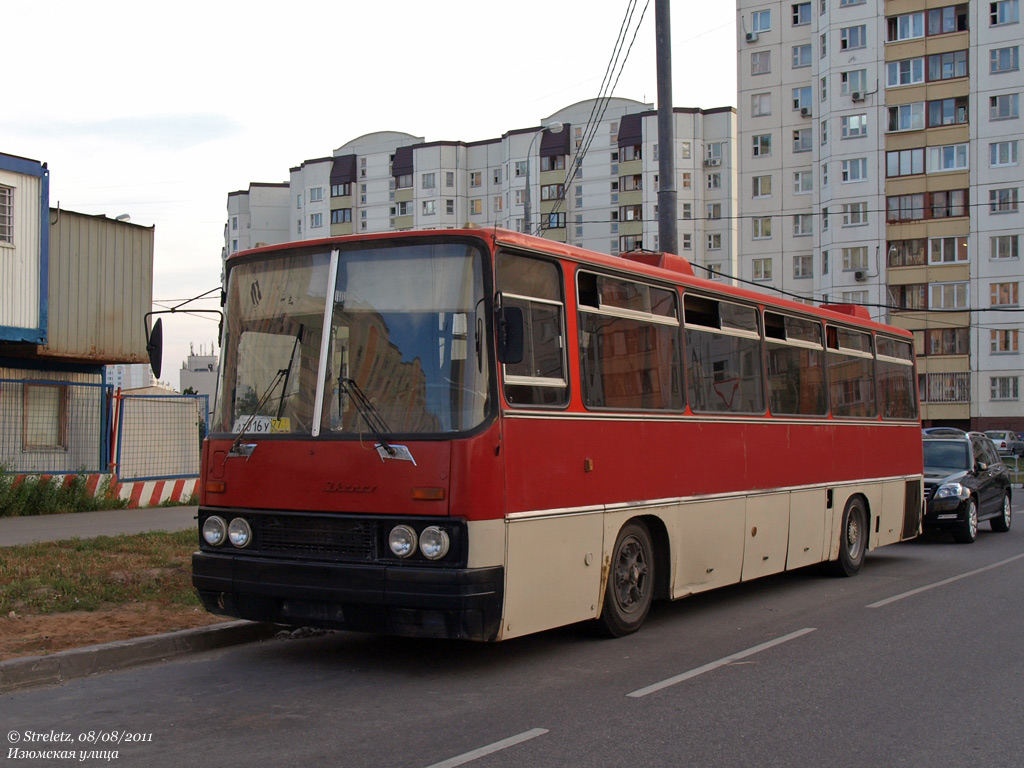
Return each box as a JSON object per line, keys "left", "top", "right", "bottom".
{"left": 0, "top": 606, "right": 232, "bottom": 661}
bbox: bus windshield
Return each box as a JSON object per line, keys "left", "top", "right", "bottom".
{"left": 212, "top": 241, "right": 492, "bottom": 437}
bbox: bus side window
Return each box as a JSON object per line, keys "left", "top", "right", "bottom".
{"left": 876, "top": 336, "right": 918, "bottom": 420}
{"left": 827, "top": 326, "right": 877, "bottom": 418}
{"left": 496, "top": 252, "right": 568, "bottom": 407}
{"left": 684, "top": 295, "right": 765, "bottom": 414}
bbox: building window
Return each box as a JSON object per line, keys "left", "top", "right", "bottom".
{"left": 991, "top": 141, "right": 1019, "bottom": 167}
{"left": 927, "top": 143, "right": 969, "bottom": 173}
{"left": 794, "top": 171, "right": 813, "bottom": 194}
{"left": 841, "top": 114, "right": 868, "bottom": 139}
{"left": 888, "top": 102, "right": 926, "bottom": 132}
{"left": 793, "top": 129, "right": 811, "bottom": 152}
{"left": 921, "top": 327, "right": 968, "bottom": 355}
{"left": 231, "top": 239, "right": 237, "bottom": 253}
{"left": 546, "top": 212, "right": 565, "bottom": 229}
{"left": 752, "top": 9, "right": 771, "bottom": 31}
{"left": 753, "top": 134, "right": 772, "bottom": 156}
{"left": 470, "top": 172, "right": 482, "bottom": 187}
{"left": 793, "top": 2, "right": 811, "bottom": 25}
{"left": 840, "top": 25, "right": 866, "bottom": 50}
{"left": 682, "top": 233, "right": 692, "bottom": 250}
{"left": 331, "top": 209, "right": 352, "bottom": 224}
{"left": 706, "top": 173, "right": 720, "bottom": 189}
{"left": 822, "top": 250, "right": 829, "bottom": 275}
{"left": 990, "top": 93, "right": 1020, "bottom": 120}
{"left": 682, "top": 203, "right": 692, "bottom": 220}
{"left": 470, "top": 199, "right": 482, "bottom": 215}
{"left": 422, "top": 200, "right": 436, "bottom": 216}
{"left": 927, "top": 50, "right": 968, "bottom": 81}
{"left": 707, "top": 234, "right": 722, "bottom": 250}
{"left": 889, "top": 284, "right": 928, "bottom": 311}
{"left": 540, "top": 184, "right": 564, "bottom": 201}
{"left": 0, "top": 185, "right": 12, "bottom": 244}
{"left": 841, "top": 158, "right": 868, "bottom": 182}
{"left": 331, "top": 183, "right": 351, "bottom": 197}
{"left": 793, "top": 86, "right": 812, "bottom": 110}
{"left": 230, "top": 216, "right": 238, "bottom": 231}
{"left": 794, "top": 254, "right": 813, "bottom": 278}
{"left": 991, "top": 329, "right": 1019, "bottom": 353}
{"left": 927, "top": 5, "right": 968, "bottom": 35}
{"left": 991, "top": 282, "right": 1019, "bottom": 306}
{"left": 888, "top": 239, "right": 927, "bottom": 267}
{"left": 929, "top": 237, "right": 968, "bottom": 264}
{"left": 793, "top": 214, "right": 813, "bottom": 236}
{"left": 887, "top": 12, "right": 924, "bottom": 41}
{"left": 752, "top": 217, "right": 772, "bottom": 240}
{"left": 752, "top": 92, "right": 772, "bottom": 116}
{"left": 753, "top": 175, "right": 772, "bottom": 198}
{"left": 990, "top": 377, "right": 1019, "bottom": 400}
{"left": 396, "top": 174, "right": 413, "bottom": 189}
{"left": 309, "top": 212, "right": 323, "bottom": 228}
{"left": 23, "top": 384, "right": 68, "bottom": 451}
{"left": 445, "top": 172, "right": 454, "bottom": 188}
{"left": 309, "top": 187, "right": 323, "bottom": 202}
{"left": 887, "top": 58, "right": 926, "bottom": 88}
{"left": 707, "top": 203, "right": 722, "bottom": 220}
{"left": 991, "top": 46, "right": 1020, "bottom": 73}
{"left": 751, "top": 51, "right": 771, "bottom": 75}
{"left": 928, "top": 97, "right": 969, "bottom": 127}
{"left": 793, "top": 44, "right": 812, "bottom": 68}
{"left": 842, "top": 202, "right": 868, "bottom": 226}
{"left": 991, "top": 235, "right": 1019, "bottom": 259}
{"left": 931, "top": 282, "right": 969, "bottom": 310}
{"left": 753, "top": 258, "right": 773, "bottom": 280}
{"left": 421, "top": 173, "right": 436, "bottom": 189}
{"left": 991, "top": 1, "right": 1020, "bottom": 26}
{"left": 990, "top": 187, "right": 1019, "bottom": 212}
{"left": 842, "top": 247, "right": 868, "bottom": 271}
{"left": 840, "top": 69, "right": 867, "bottom": 95}
{"left": 931, "top": 189, "right": 968, "bottom": 218}
{"left": 492, "top": 196, "right": 504, "bottom": 212}
{"left": 446, "top": 199, "right": 455, "bottom": 215}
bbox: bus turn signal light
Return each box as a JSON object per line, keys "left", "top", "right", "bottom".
{"left": 206, "top": 481, "right": 227, "bottom": 494}
{"left": 411, "top": 487, "right": 445, "bottom": 501}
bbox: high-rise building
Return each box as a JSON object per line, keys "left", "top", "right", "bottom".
{"left": 736, "top": 0, "right": 1023, "bottom": 430}
{"left": 224, "top": 98, "right": 739, "bottom": 286}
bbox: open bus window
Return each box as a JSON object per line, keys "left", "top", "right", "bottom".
{"left": 577, "top": 272, "right": 683, "bottom": 411}
{"left": 684, "top": 295, "right": 765, "bottom": 414}
{"left": 764, "top": 312, "right": 827, "bottom": 416}
{"left": 496, "top": 252, "right": 568, "bottom": 407}
{"left": 827, "top": 326, "right": 877, "bottom": 418}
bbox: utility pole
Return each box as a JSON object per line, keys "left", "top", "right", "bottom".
{"left": 655, "top": 0, "right": 678, "bottom": 255}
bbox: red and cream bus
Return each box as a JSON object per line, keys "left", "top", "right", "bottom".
{"left": 192, "top": 228, "right": 922, "bottom": 641}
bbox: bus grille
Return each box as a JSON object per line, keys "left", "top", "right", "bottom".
{"left": 251, "top": 515, "right": 377, "bottom": 562}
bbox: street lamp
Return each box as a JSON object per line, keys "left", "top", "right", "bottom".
{"left": 523, "top": 121, "right": 564, "bottom": 235}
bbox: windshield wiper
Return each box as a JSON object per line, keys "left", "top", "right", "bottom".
{"left": 340, "top": 378, "right": 396, "bottom": 456}
{"left": 229, "top": 368, "right": 288, "bottom": 457}
{"left": 277, "top": 324, "right": 303, "bottom": 419}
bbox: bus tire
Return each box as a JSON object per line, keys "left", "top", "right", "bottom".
{"left": 829, "top": 497, "right": 867, "bottom": 577}
{"left": 598, "top": 520, "right": 654, "bottom": 637}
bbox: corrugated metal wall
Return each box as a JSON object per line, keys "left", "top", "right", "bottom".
{"left": 0, "top": 168, "right": 42, "bottom": 334}
{"left": 44, "top": 209, "right": 153, "bottom": 362}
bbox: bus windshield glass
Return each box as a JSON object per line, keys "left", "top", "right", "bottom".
{"left": 212, "top": 241, "right": 491, "bottom": 437}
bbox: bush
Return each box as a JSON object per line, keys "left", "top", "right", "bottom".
{"left": 0, "top": 470, "right": 129, "bottom": 517}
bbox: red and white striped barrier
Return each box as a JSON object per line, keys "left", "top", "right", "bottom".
{"left": 9, "top": 474, "right": 197, "bottom": 509}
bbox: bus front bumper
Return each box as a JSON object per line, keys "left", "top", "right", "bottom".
{"left": 192, "top": 552, "right": 504, "bottom": 642}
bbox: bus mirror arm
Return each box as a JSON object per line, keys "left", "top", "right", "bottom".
{"left": 496, "top": 305, "right": 525, "bottom": 365}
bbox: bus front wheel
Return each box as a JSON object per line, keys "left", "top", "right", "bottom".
{"left": 598, "top": 520, "right": 654, "bottom": 637}
{"left": 829, "top": 497, "right": 867, "bottom": 577}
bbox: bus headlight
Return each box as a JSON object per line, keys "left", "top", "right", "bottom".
{"left": 389, "top": 525, "right": 418, "bottom": 558}
{"left": 202, "top": 516, "right": 227, "bottom": 546}
{"left": 228, "top": 517, "right": 253, "bottom": 548}
{"left": 419, "top": 526, "right": 450, "bottom": 560}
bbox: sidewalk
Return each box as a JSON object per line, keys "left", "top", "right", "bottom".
{"left": 0, "top": 506, "right": 278, "bottom": 693}
{"left": 0, "top": 505, "right": 197, "bottom": 546}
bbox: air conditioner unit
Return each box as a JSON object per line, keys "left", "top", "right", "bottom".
{"left": 854, "top": 270, "right": 868, "bottom": 282}
{"left": 704, "top": 157, "right": 722, "bottom": 167}
{"left": 851, "top": 91, "right": 865, "bottom": 103}
{"left": 800, "top": 106, "right": 812, "bottom": 118}
{"left": 745, "top": 31, "right": 759, "bottom": 43}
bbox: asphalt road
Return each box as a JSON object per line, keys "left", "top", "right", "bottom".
{"left": 3, "top": 499, "right": 1023, "bottom": 768}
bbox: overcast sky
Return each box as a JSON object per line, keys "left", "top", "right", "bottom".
{"left": 4, "top": 0, "right": 736, "bottom": 390}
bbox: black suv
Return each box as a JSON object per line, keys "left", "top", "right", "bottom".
{"left": 923, "top": 432, "right": 1012, "bottom": 543}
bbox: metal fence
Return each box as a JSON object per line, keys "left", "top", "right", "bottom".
{"left": 0, "top": 378, "right": 111, "bottom": 474}
{"left": 115, "top": 393, "right": 208, "bottom": 482}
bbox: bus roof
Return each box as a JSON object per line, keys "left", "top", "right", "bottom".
{"left": 227, "top": 228, "right": 911, "bottom": 339}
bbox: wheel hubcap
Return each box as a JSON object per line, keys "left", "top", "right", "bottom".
{"left": 969, "top": 505, "right": 978, "bottom": 537}
{"left": 614, "top": 536, "right": 649, "bottom": 615}
{"left": 847, "top": 512, "right": 863, "bottom": 559}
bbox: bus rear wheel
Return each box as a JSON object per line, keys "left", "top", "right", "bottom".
{"left": 829, "top": 497, "right": 867, "bottom": 577}
{"left": 598, "top": 520, "right": 654, "bottom": 637}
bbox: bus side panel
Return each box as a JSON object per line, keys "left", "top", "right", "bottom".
{"left": 670, "top": 497, "right": 746, "bottom": 598}
{"left": 741, "top": 493, "right": 790, "bottom": 581}
{"left": 787, "top": 488, "right": 829, "bottom": 570}
{"left": 876, "top": 480, "right": 907, "bottom": 547}
{"left": 502, "top": 512, "right": 604, "bottom": 639}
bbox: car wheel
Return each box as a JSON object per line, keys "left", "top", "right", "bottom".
{"left": 991, "top": 493, "right": 1012, "bottom": 533}
{"left": 829, "top": 497, "right": 868, "bottom": 577}
{"left": 597, "top": 521, "right": 654, "bottom": 637}
{"left": 953, "top": 498, "right": 978, "bottom": 544}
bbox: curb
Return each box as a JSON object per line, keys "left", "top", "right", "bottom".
{"left": 0, "top": 620, "right": 279, "bottom": 694}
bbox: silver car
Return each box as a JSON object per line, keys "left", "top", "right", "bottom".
{"left": 984, "top": 430, "right": 1024, "bottom": 457}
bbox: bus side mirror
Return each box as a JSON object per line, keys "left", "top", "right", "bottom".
{"left": 146, "top": 317, "right": 164, "bottom": 379}
{"left": 497, "top": 306, "right": 524, "bottom": 365}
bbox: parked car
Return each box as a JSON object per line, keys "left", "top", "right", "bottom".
{"left": 923, "top": 432, "right": 1012, "bottom": 543}
{"left": 922, "top": 427, "right": 967, "bottom": 436}
{"left": 983, "top": 430, "right": 1024, "bottom": 457}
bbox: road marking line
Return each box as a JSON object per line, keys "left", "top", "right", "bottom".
{"left": 626, "top": 627, "right": 817, "bottom": 698}
{"left": 425, "top": 728, "right": 548, "bottom": 768}
{"left": 867, "top": 552, "right": 1024, "bottom": 609}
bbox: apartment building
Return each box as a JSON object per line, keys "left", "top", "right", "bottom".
{"left": 736, "top": 0, "right": 1024, "bottom": 430}
{"left": 224, "top": 98, "right": 739, "bottom": 284}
